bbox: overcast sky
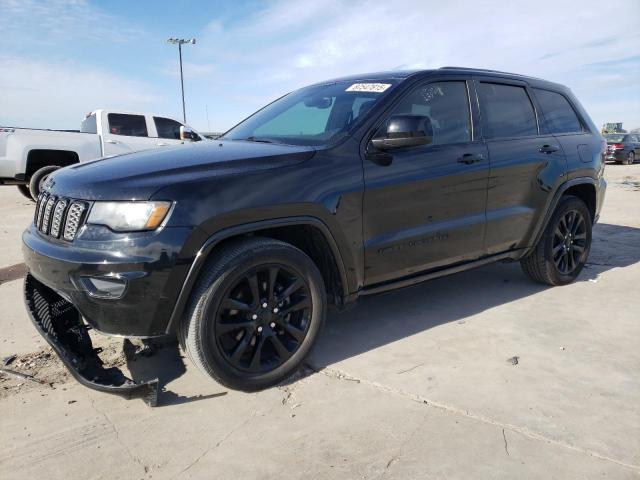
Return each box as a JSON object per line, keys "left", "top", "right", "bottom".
{"left": 1, "top": 0, "right": 639, "bottom": 132}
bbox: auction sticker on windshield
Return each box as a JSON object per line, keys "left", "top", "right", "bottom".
{"left": 345, "top": 83, "right": 392, "bottom": 93}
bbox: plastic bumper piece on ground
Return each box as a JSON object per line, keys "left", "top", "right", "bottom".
{"left": 24, "top": 273, "right": 159, "bottom": 406}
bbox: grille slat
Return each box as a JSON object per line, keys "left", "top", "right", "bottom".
{"left": 63, "top": 202, "right": 86, "bottom": 241}
{"left": 33, "top": 195, "right": 87, "bottom": 242}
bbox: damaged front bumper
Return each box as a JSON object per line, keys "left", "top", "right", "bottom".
{"left": 24, "top": 274, "right": 159, "bottom": 406}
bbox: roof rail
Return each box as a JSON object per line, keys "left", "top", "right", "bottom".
{"left": 439, "top": 66, "right": 544, "bottom": 81}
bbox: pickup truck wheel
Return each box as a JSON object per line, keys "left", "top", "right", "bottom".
{"left": 28, "top": 166, "right": 60, "bottom": 200}
{"left": 179, "top": 237, "right": 326, "bottom": 391}
{"left": 17, "top": 185, "right": 34, "bottom": 201}
{"left": 521, "top": 195, "right": 592, "bottom": 286}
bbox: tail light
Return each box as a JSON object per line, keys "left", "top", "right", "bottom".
{"left": 611, "top": 143, "right": 624, "bottom": 150}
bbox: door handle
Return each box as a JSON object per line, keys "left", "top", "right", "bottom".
{"left": 157, "top": 142, "right": 169, "bottom": 146}
{"left": 539, "top": 144, "right": 559, "bottom": 154}
{"left": 105, "top": 139, "right": 118, "bottom": 144}
{"left": 458, "top": 153, "right": 484, "bottom": 164}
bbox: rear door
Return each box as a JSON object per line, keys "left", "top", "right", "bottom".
{"left": 362, "top": 78, "right": 489, "bottom": 286}
{"left": 475, "top": 78, "right": 566, "bottom": 254}
{"left": 101, "top": 113, "right": 159, "bottom": 156}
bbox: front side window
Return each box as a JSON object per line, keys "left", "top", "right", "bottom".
{"left": 383, "top": 81, "right": 471, "bottom": 145}
{"left": 154, "top": 117, "right": 183, "bottom": 139}
{"left": 107, "top": 114, "right": 148, "bottom": 137}
{"left": 534, "top": 89, "right": 583, "bottom": 134}
{"left": 222, "top": 80, "right": 399, "bottom": 146}
{"left": 478, "top": 83, "right": 537, "bottom": 139}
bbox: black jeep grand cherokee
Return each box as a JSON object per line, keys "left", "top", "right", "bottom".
{"left": 23, "top": 67, "right": 606, "bottom": 404}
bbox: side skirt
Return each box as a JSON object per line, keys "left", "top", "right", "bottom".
{"left": 358, "top": 250, "right": 523, "bottom": 297}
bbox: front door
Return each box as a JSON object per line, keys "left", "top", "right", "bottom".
{"left": 362, "top": 79, "right": 489, "bottom": 286}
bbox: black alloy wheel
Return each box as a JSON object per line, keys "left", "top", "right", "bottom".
{"left": 215, "top": 264, "right": 312, "bottom": 373}
{"left": 551, "top": 209, "right": 588, "bottom": 276}
{"left": 180, "top": 237, "right": 326, "bottom": 391}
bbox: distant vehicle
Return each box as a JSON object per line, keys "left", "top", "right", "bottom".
{"left": 602, "top": 122, "right": 626, "bottom": 134}
{"left": 604, "top": 133, "right": 640, "bottom": 164}
{"left": 0, "top": 109, "right": 205, "bottom": 200}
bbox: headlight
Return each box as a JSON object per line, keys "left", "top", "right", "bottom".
{"left": 87, "top": 201, "right": 172, "bottom": 232}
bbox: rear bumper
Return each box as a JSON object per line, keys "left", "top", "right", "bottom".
{"left": 24, "top": 274, "right": 158, "bottom": 405}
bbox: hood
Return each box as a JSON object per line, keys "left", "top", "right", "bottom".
{"left": 43, "top": 141, "right": 316, "bottom": 200}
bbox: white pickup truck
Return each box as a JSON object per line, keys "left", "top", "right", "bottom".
{"left": 0, "top": 109, "right": 204, "bottom": 200}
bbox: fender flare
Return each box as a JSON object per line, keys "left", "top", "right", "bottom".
{"left": 164, "top": 216, "right": 351, "bottom": 334}
{"left": 523, "top": 176, "right": 598, "bottom": 257}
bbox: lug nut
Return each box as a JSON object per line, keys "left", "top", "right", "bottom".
{"left": 252, "top": 314, "right": 258, "bottom": 320}
{"left": 262, "top": 302, "right": 268, "bottom": 308}
{"left": 257, "top": 326, "right": 263, "bottom": 333}
{"left": 270, "top": 322, "right": 276, "bottom": 328}
{"left": 273, "top": 307, "right": 279, "bottom": 313}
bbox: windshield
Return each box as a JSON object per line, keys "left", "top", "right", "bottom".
{"left": 605, "top": 134, "right": 626, "bottom": 142}
{"left": 221, "top": 80, "right": 399, "bottom": 146}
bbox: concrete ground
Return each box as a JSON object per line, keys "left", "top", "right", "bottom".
{"left": 0, "top": 165, "right": 638, "bottom": 479}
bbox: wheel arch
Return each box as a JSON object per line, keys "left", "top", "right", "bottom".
{"left": 165, "top": 216, "right": 352, "bottom": 335}
{"left": 524, "top": 177, "right": 598, "bottom": 258}
{"left": 26, "top": 149, "right": 79, "bottom": 178}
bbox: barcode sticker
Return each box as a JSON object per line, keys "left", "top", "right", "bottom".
{"left": 345, "top": 83, "right": 392, "bottom": 93}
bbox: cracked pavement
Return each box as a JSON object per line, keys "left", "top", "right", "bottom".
{"left": 1, "top": 165, "right": 639, "bottom": 479}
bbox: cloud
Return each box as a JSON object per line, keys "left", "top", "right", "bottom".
{"left": 192, "top": 0, "right": 640, "bottom": 130}
{"left": 0, "top": 56, "right": 162, "bottom": 129}
{"left": 0, "top": 0, "right": 141, "bottom": 47}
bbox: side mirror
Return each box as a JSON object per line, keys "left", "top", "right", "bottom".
{"left": 371, "top": 114, "right": 433, "bottom": 150}
{"left": 180, "top": 125, "right": 197, "bottom": 141}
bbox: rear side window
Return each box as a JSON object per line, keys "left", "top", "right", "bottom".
{"left": 154, "top": 117, "right": 183, "bottom": 139}
{"left": 534, "top": 89, "right": 583, "bottom": 134}
{"left": 80, "top": 114, "right": 97, "bottom": 134}
{"left": 387, "top": 81, "right": 471, "bottom": 145}
{"left": 478, "top": 83, "right": 537, "bottom": 139}
{"left": 107, "top": 114, "right": 148, "bottom": 137}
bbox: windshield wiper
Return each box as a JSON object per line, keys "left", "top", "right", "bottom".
{"left": 240, "top": 136, "right": 278, "bottom": 144}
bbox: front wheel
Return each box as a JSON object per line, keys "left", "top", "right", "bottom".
{"left": 179, "top": 237, "right": 326, "bottom": 391}
{"left": 521, "top": 195, "right": 592, "bottom": 286}
{"left": 28, "top": 165, "right": 59, "bottom": 200}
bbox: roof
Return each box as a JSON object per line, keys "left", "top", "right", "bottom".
{"left": 312, "top": 66, "right": 564, "bottom": 90}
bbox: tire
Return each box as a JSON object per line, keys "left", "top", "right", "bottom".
{"left": 626, "top": 151, "right": 635, "bottom": 165}
{"left": 179, "top": 236, "right": 326, "bottom": 391}
{"left": 17, "top": 184, "right": 34, "bottom": 201}
{"left": 28, "top": 165, "right": 60, "bottom": 200}
{"left": 521, "top": 195, "right": 592, "bottom": 286}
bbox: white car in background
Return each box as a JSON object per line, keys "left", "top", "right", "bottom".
{"left": 0, "top": 109, "right": 205, "bottom": 200}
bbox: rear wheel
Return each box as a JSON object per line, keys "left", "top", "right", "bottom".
{"left": 626, "top": 151, "right": 635, "bottom": 165}
{"left": 28, "top": 165, "right": 59, "bottom": 200}
{"left": 521, "top": 195, "right": 592, "bottom": 286}
{"left": 17, "top": 184, "right": 34, "bottom": 201}
{"left": 179, "top": 237, "right": 326, "bottom": 391}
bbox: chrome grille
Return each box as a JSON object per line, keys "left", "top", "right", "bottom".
{"left": 33, "top": 194, "right": 87, "bottom": 242}
{"left": 40, "top": 196, "right": 56, "bottom": 234}
{"left": 63, "top": 202, "right": 86, "bottom": 241}
{"left": 49, "top": 199, "right": 68, "bottom": 238}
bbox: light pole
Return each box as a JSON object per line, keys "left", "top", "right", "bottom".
{"left": 167, "top": 37, "right": 196, "bottom": 123}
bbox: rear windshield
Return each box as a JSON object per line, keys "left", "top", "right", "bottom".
{"left": 221, "top": 80, "right": 399, "bottom": 146}
{"left": 80, "top": 114, "right": 97, "bottom": 134}
{"left": 605, "top": 134, "right": 626, "bottom": 142}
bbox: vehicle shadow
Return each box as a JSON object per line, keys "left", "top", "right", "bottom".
{"left": 121, "top": 223, "right": 640, "bottom": 403}
{"left": 123, "top": 338, "right": 227, "bottom": 407}
{"left": 309, "top": 222, "right": 640, "bottom": 370}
